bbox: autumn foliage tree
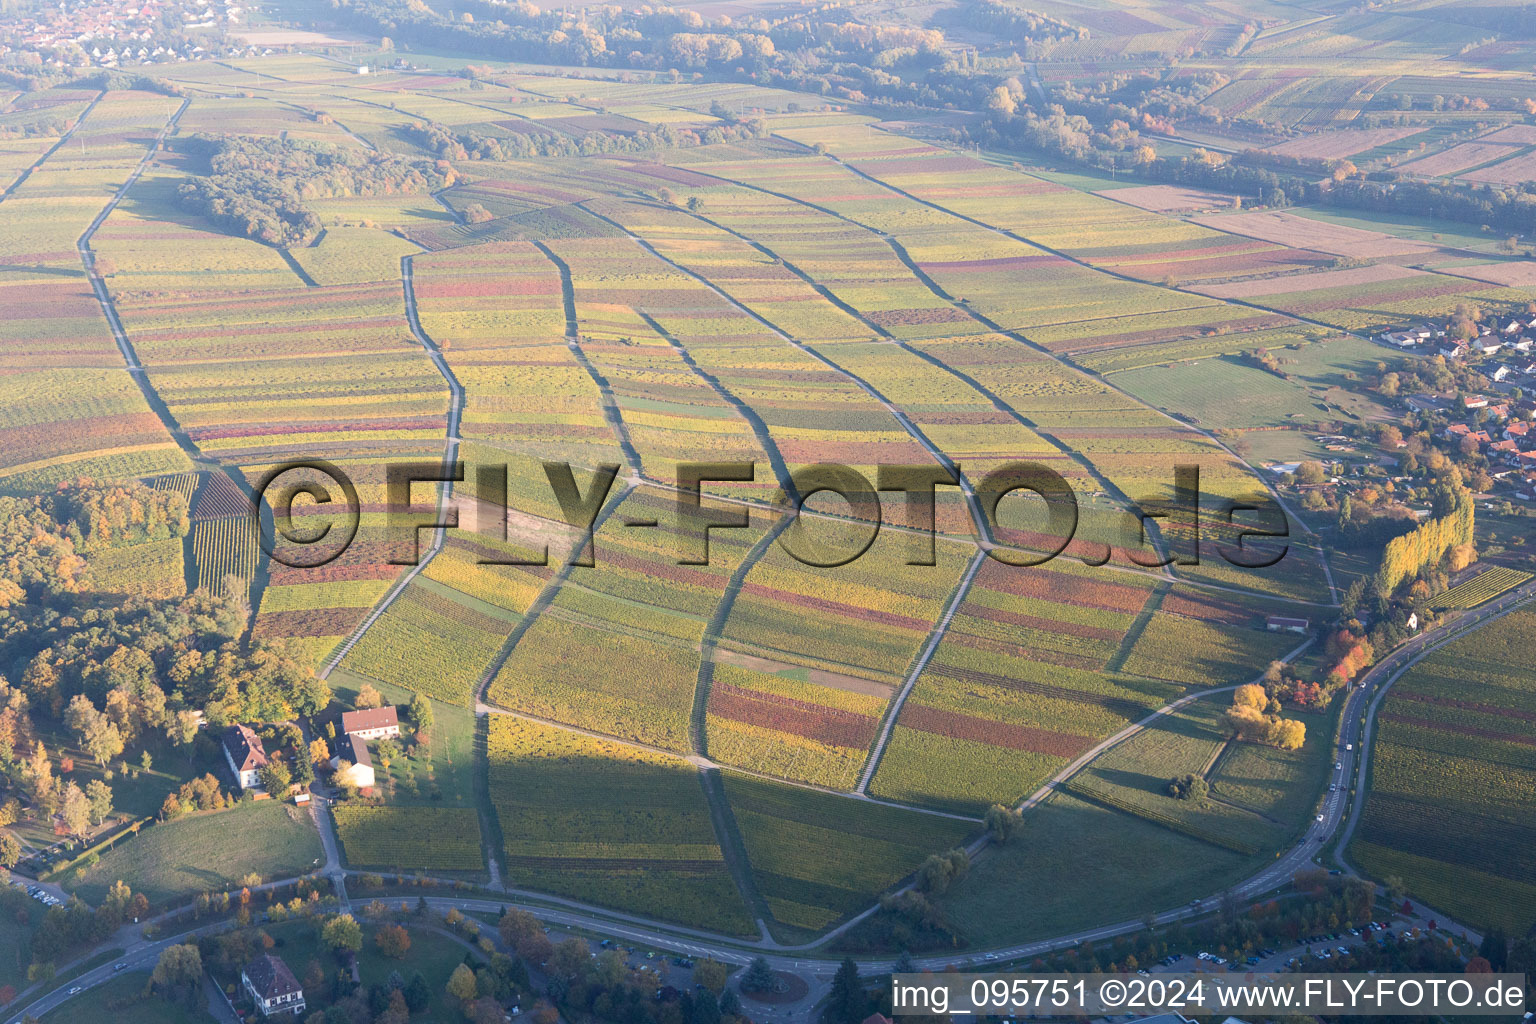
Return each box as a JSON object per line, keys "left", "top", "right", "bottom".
{"left": 375, "top": 923, "right": 411, "bottom": 959}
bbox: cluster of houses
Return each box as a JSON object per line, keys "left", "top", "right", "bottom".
{"left": 220, "top": 705, "right": 401, "bottom": 797}
{"left": 0, "top": 0, "right": 250, "bottom": 68}
{"left": 1379, "top": 317, "right": 1536, "bottom": 387}
{"left": 1443, "top": 397, "right": 1536, "bottom": 493}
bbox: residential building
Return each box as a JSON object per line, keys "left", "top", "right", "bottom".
{"left": 222, "top": 724, "right": 267, "bottom": 790}
{"left": 242, "top": 954, "right": 305, "bottom": 1017}
{"left": 340, "top": 705, "right": 400, "bottom": 740}
{"left": 331, "top": 733, "right": 375, "bottom": 790}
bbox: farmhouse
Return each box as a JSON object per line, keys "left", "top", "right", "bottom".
{"left": 331, "top": 733, "right": 375, "bottom": 790}
{"left": 242, "top": 953, "right": 305, "bottom": 1017}
{"left": 222, "top": 724, "right": 267, "bottom": 790}
{"left": 1266, "top": 616, "right": 1310, "bottom": 634}
{"left": 341, "top": 706, "right": 399, "bottom": 740}
{"left": 1463, "top": 395, "right": 1490, "bottom": 410}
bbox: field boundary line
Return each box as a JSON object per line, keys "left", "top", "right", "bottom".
{"left": 0, "top": 89, "right": 106, "bottom": 204}
{"left": 317, "top": 253, "right": 466, "bottom": 678}
{"left": 857, "top": 547, "right": 987, "bottom": 793}
{"left": 803, "top": 135, "right": 1341, "bottom": 605}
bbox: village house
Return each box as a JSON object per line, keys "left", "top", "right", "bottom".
{"left": 1463, "top": 394, "right": 1490, "bottom": 410}
{"left": 222, "top": 724, "right": 267, "bottom": 790}
{"left": 331, "top": 733, "right": 375, "bottom": 790}
{"left": 340, "top": 705, "right": 400, "bottom": 741}
{"left": 242, "top": 954, "right": 305, "bottom": 1017}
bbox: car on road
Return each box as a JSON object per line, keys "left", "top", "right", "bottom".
{"left": 113, "top": 962, "right": 127, "bottom": 971}
{"left": 1316, "top": 813, "right": 1325, "bottom": 822}
{"left": 68, "top": 986, "right": 81, "bottom": 995}
{"left": 1335, "top": 761, "right": 1343, "bottom": 770}
{"left": 1329, "top": 784, "right": 1337, "bottom": 792}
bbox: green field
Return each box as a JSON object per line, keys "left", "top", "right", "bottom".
{"left": 1112, "top": 357, "right": 1325, "bottom": 430}
{"left": 41, "top": 971, "right": 204, "bottom": 1024}
{"left": 724, "top": 772, "right": 975, "bottom": 937}
{"left": 62, "top": 801, "right": 323, "bottom": 907}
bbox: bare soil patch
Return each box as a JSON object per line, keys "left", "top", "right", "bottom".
{"left": 1191, "top": 210, "right": 1435, "bottom": 258}
{"left": 1398, "top": 141, "right": 1520, "bottom": 177}
{"left": 1193, "top": 262, "right": 1427, "bottom": 298}
{"left": 1264, "top": 126, "right": 1421, "bottom": 159}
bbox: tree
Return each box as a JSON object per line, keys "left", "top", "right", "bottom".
{"left": 60, "top": 782, "right": 90, "bottom": 837}
{"left": 446, "top": 963, "right": 478, "bottom": 1003}
{"left": 1167, "top": 773, "right": 1208, "bottom": 803}
{"left": 549, "top": 937, "right": 589, "bottom": 982}
{"left": 986, "top": 84, "right": 1017, "bottom": 116}
{"left": 85, "top": 779, "right": 113, "bottom": 825}
{"left": 404, "top": 973, "right": 431, "bottom": 1013}
{"left": 375, "top": 740, "right": 400, "bottom": 772}
{"left": 408, "top": 692, "right": 433, "bottom": 732}
{"left": 741, "top": 956, "right": 776, "bottom": 993}
{"left": 1480, "top": 925, "right": 1509, "bottom": 971}
{"left": 375, "top": 923, "right": 411, "bottom": 959}
{"left": 686, "top": 195, "right": 703, "bottom": 213}
{"left": 823, "top": 958, "right": 865, "bottom": 1024}
{"left": 309, "top": 738, "right": 331, "bottom": 768}
{"left": 1297, "top": 461, "right": 1327, "bottom": 485}
{"left": 151, "top": 944, "right": 202, "bottom": 995}
{"left": 693, "top": 958, "right": 729, "bottom": 994}
{"left": 915, "top": 848, "right": 970, "bottom": 895}
{"left": 0, "top": 832, "right": 20, "bottom": 869}
{"left": 322, "top": 914, "right": 363, "bottom": 953}
{"left": 167, "top": 709, "right": 199, "bottom": 748}
{"left": 983, "top": 803, "right": 1023, "bottom": 844}
{"left": 355, "top": 684, "right": 383, "bottom": 710}
{"left": 259, "top": 762, "right": 291, "bottom": 794}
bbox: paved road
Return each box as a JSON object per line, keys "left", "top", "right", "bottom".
{"left": 14, "top": 589, "right": 1522, "bottom": 1024}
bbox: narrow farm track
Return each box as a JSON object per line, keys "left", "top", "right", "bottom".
{"left": 698, "top": 766, "right": 775, "bottom": 940}
{"left": 530, "top": 239, "right": 646, "bottom": 479}
{"left": 578, "top": 202, "right": 994, "bottom": 544}
{"left": 633, "top": 309, "right": 799, "bottom": 499}
{"left": 805, "top": 139, "right": 1342, "bottom": 604}
{"left": 317, "top": 254, "right": 465, "bottom": 678}
{"left": 667, "top": 171, "right": 1160, "bottom": 553}
{"left": 77, "top": 98, "right": 197, "bottom": 459}
{"left": 71, "top": 96, "right": 288, "bottom": 628}
{"left": 16, "top": 609, "right": 1502, "bottom": 1024}
{"left": 857, "top": 547, "right": 986, "bottom": 793}
{"left": 0, "top": 89, "right": 106, "bottom": 204}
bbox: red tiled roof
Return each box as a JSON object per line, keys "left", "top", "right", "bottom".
{"left": 223, "top": 724, "right": 267, "bottom": 772}
{"left": 341, "top": 706, "right": 398, "bottom": 735}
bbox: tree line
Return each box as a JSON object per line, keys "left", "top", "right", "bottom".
{"left": 176, "top": 134, "right": 454, "bottom": 247}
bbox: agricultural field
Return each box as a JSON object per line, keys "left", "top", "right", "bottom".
{"left": 1351, "top": 607, "right": 1536, "bottom": 933}
{"left": 724, "top": 772, "right": 974, "bottom": 935}
{"left": 62, "top": 801, "right": 323, "bottom": 907}
{"left": 485, "top": 715, "right": 757, "bottom": 935}
{"left": 1431, "top": 567, "right": 1532, "bottom": 609}
{"left": 10, "top": 44, "right": 1519, "bottom": 951}
{"left": 332, "top": 805, "right": 483, "bottom": 871}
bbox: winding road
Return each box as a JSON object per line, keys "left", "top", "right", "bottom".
{"left": 13, "top": 584, "right": 1527, "bottom": 1024}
